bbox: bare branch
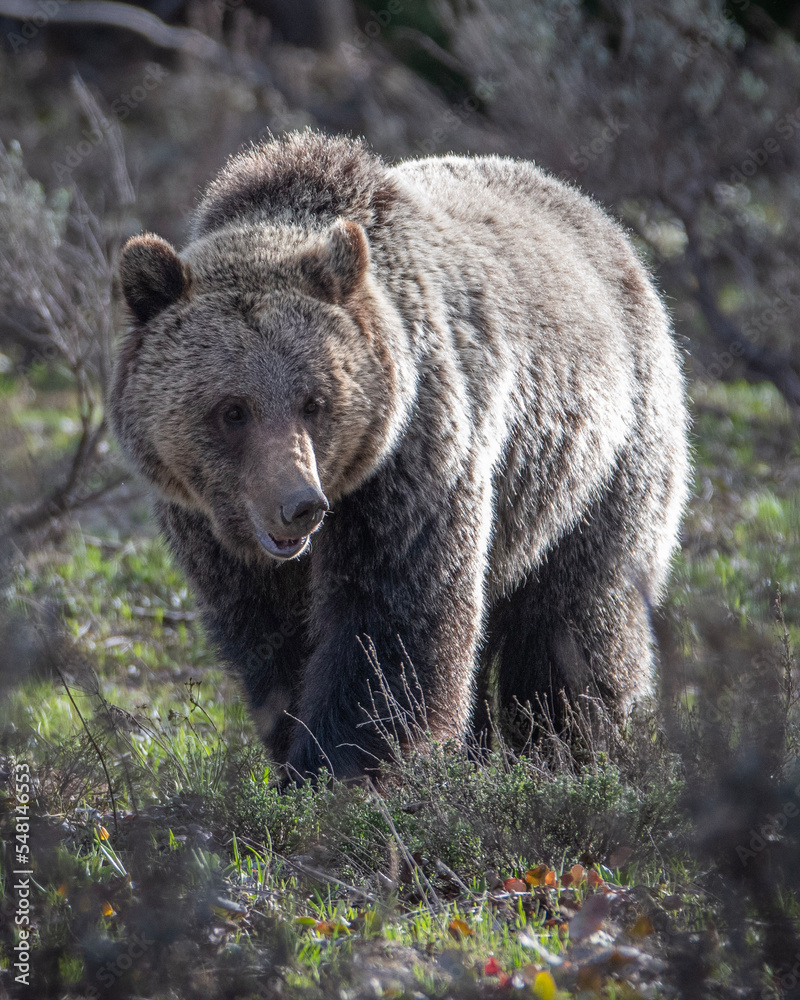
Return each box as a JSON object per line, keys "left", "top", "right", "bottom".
{"left": 391, "top": 26, "right": 469, "bottom": 75}
{"left": 71, "top": 74, "right": 135, "bottom": 207}
{"left": 0, "top": 0, "right": 273, "bottom": 85}
{"left": 5, "top": 427, "right": 126, "bottom": 539}
{"left": 55, "top": 664, "right": 119, "bottom": 837}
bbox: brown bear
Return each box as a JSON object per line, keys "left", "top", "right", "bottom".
{"left": 111, "top": 131, "right": 689, "bottom": 781}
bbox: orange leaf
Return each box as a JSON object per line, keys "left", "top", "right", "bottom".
{"left": 588, "top": 869, "right": 604, "bottom": 888}
{"left": 314, "top": 920, "right": 348, "bottom": 937}
{"left": 314, "top": 921, "right": 333, "bottom": 936}
{"left": 525, "top": 865, "right": 549, "bottom": 886}
{"left": 56, "top": 883, "right": 68, "bottom": 898}
{"left": 544, "top": 869, "right": 556, "bottom": 887}
{"left": 101, "top": 901, "right": 115, "bottom": 917}
{"left": 97, "top": 826, "right": 110, "bottom": 841}
{"left": 448, "top": 918, "right": 473, "bottom": 939}
{"left": 570, "top": 864, "right": 586, "bottom": 885}
{"left": 504, "top": 877, "right": 528, "bottom": 893}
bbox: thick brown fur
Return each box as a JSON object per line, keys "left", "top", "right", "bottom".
{"left": 110, "top": 131, "right": 690, "bottom": 780}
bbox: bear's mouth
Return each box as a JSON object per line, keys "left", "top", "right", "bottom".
{"left": 255, "top": 529, "right": 310, "bottom": 560}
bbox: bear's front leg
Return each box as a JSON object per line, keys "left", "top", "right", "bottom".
{"left": 154, "top": 500, "right": 310, "bottom": 760}
{"left": 285, "top": 464, "right": 489, "bottom": 781}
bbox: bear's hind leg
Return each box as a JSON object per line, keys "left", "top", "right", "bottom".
{"left": 486, "top": 473, "right": 658, "bottom": 747}
{"left": 487, "top": 568, "right": 653, "bottom": 747}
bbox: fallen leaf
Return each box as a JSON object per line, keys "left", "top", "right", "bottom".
{"left": 588, "top": 869, "right": 604, "bottom": 889}
{"left": 504, "top": 877, "right": 529, "bottom": 893}
{"left": 570, "top": 864, "right": 585, "bottom": 885}
{"left": 525, "top": 865, "right": 550, "bottom": 886}
{"left": 662, "top": 894, "right": 682, "bottom": 910}
{"left": 484, "top": 956, "right": 501, "bottom": 976}
{"left": 101, "top": 901, "right": 115, "bottom": 917}
{"left": 448, "top": 918, "right": 473, "bottom": 939}
{"left": 97, "top": 826, "right": 110, "bottom": 841}
{"left": 532, "top": 970, "right": 557, "bottom": 1000}
{"left": 314, "top": 920, "right": 349, "bottom": 937}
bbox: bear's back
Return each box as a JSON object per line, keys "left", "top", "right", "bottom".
{"left": 391, "top": 155, "right": 622, "bottom": 247}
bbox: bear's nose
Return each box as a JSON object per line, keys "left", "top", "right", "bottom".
{"left": 280, "top": 487, "right": 329, "bottom": 533}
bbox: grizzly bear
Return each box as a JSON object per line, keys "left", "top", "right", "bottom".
{"left": 111, "top": 131, "right": 689, "bottom": 781}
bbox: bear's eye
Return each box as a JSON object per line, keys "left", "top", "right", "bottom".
{"left": 223, "top": 404, "right": 247, "bottom": 425}
{"left": 303, "top": 399, "right": 318, "bottom": 416}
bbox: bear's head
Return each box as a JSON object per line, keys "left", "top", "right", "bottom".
{"left": 111, "top": 219, "right": 410, "bottom": 563}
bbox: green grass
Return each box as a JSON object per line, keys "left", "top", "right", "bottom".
{"left": 1, "top": 376, "right": 799, "bottom": 998}
{"left": 672, "top": 379, "right": 800, "bottom": 653}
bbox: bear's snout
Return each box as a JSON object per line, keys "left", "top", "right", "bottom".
{"left": 280, "top": 486, "right": 328, "bottom": 534}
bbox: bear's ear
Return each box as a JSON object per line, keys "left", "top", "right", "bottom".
{"left": 119, "top": 234, "right": 190, "bottom": 324}
{"left": 300, "top": 219, "right": 370, "bottom": 304}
